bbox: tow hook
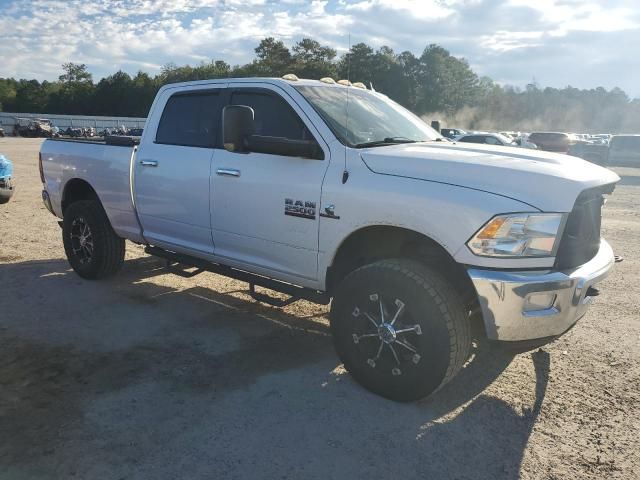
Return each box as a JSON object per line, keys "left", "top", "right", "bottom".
{"left": 614, "top": 255, "right": 624, "bottom": 263}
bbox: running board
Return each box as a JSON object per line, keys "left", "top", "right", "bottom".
{"left": 144, "top": 246, "right": 330, "bottom": 306}
{"left": 248, "top": 284, "right": 300, "bottom": 307}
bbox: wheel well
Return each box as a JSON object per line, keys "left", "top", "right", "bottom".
{"left": 61, "top": 179, "right": 99, "bottom": 214}
{"left": 326, "top": 226, "right": 476, "bottom": 304}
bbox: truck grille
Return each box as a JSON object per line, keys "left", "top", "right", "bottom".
{"left": 555, "top": 186, "right": 612, "bottom": 270}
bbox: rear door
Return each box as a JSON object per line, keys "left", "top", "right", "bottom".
{"left": 210, "top": 84, "right": 330, "bottom": 281}
{"left": 134, "top": 86, "right": 225, "bottom": 254}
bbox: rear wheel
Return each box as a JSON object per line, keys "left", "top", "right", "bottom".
{"left": 62, "top": 200, "right": 125, "bottom": 279}
{"left": 330, "top": 259, "right": 471, "bottom": 401}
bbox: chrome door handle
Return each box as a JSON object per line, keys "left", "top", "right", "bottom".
{"left": 140, "top": 160, "right": 158, "bottom": 167}
{"left": 216, "top": 168, "right": 240, "bottom": 177}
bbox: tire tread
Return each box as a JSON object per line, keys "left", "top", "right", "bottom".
{"left": 63, "top": 200, "right": 125, "bottom": 279}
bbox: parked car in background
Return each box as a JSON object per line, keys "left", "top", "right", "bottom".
{"left": 0, "top": 127, "right": 5, "bottom": 137}
{"left": 499, "top": 131, "right": 519, "bottom": 139}
{"left": 455, "top": 132, "right": 537, "bottom": 149}
{"left": 0, "top": 154, "right": 15, "bottom": 204}
{"left": 592, "top": 134, "right": 612, "bottom": 144}
{"left": 455, "top": 132, "right": 511, "bottom": 146}
{"left": 441, "top": 128, "right": 466, "bottom": 139}
{"left": 569, "top": 142, "right": 609, "bottom": 166}
{"left": 14, "top": 118, "right": 53, "bottom": 138}
{"left": 607, "top": 135, "right": 640, "bottom": 167}
{"left": 62, "top": 127, "right": 84, "bottom": 138}
{"left": 528, "top": 132, "right": 577, "bottom": 153}
{"left": 128, "top": 128, "right": 144, "bottom": 136}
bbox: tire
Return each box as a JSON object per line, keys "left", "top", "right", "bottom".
{"left": 330, "top": 259, "right": 471, "bottom": 402}
{"left": 62, "top": 200, "right": 125, "bottom": 279}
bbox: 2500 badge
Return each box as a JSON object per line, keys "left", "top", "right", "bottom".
{"left": 285, "top": 198, "right": 316, "bottom": 220}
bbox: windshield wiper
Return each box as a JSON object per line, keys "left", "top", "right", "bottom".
{"left": 354, "top": 137, "right": 420, "bottom": 148}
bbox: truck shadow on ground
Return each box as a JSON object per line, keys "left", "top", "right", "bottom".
{"left": 0, "top": 256, "right": 550, "bottom": 479}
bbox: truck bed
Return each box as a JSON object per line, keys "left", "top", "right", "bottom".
{"left": 40, "top": 138, "right": 144, "bottom": 242}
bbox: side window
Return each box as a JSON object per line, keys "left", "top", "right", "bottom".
{"left": 156, "top": 91, "right": 221, "bottom": 148}
{"left": 485, "top": 136, "right": 501, "bottom": 145}
{"left": 230, "top": 90, "right": 312, "bottom": 141}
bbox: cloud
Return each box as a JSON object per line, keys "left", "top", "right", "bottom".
{"left": 0, "top": 0, "right": 638, "bottom": 97}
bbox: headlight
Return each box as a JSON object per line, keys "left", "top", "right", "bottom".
{"left": 467, "top": 213, "right": 564, "bottom": 257}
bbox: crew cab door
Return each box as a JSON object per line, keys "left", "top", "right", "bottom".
{"left": 211, "top": 84, "right": 330, "bottom": 281}
{"left": 134, "top": 86, "right": 225, "bottom": 254}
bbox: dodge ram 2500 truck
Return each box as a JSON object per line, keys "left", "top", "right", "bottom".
{"left": 40, "top": 76, "right": 619, "bottom": 401}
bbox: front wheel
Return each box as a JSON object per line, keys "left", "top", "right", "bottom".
{"left": 330, "top": 259, "right": 471, "bottom": 402}
{"left": 62, "top": 200, "right": 125, "bottom": 279}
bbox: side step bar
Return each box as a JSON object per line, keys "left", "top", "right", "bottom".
{"left": 144, "top": 246, "right": 330, "bottom": 306}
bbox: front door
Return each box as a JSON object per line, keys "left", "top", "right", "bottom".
{"left": 134, "top": 87, "right": 225, "bottom": 254}
{"left": 211, "top": 85, "right": 330, "bottom": 281}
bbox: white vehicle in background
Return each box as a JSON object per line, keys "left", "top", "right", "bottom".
{"left": 499, "top": 131, "right": 519, "bottom": 139}
{"left": 455, "top": 132, "right": 537, "bottom": 149}
{"left": 591, "top": 134, "right": 611, "bottom": 145}
{"left": 40, "top": 76, "right": 619, "bottom": 401}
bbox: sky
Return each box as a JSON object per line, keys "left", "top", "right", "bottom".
{"left": 0, "top": 0, "right": 639, "bottom": 98}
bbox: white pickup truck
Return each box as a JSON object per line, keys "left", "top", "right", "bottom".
{"left": 40, "top": 76, "right": 619, "bottom": 401}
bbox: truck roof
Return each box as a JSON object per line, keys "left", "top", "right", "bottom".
{"left": 159, "top": 77, "right": 365, "bottom": 91}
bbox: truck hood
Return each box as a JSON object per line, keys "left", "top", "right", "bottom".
{"left": 360, "top": 142, "right": 620, "bottom": 211}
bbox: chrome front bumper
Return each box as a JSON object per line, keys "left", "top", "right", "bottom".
{"left": 467, "top": 239, "right": 615, "bottom": 341}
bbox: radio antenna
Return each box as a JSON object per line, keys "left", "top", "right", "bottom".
{"left": 342, "top": 33, "right": 351, "bottom": 184}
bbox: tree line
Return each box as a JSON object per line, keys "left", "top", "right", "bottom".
{"left": 0, "top": 37, "right": 638, "bottom": 133}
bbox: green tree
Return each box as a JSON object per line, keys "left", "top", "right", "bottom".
{"left": 0, "top": 78, "right": 18, "bottom": 111}
{"left": 415, "top": 44, "right": 481, "bottom": 114}
{"left": 49, "top": 62, "right": 95, "bottom": 114}
{"left": 13, "top": 79, "right": 50, "bottom": 112}
{"left": 0, "top": 40, "right": 637, "bottom": 133}
{"left": 93, "top": 71, "right": 134, "bottom": 116}
{"left": 251, "top": 37, "right": 292, "bottom": 76}
{"left": 59, "top": 63, "right": 92, "bottom": 84}
{"left": 290, "top": 38, "right": 337, "bottom": 79}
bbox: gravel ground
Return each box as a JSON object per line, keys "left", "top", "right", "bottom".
{"left": 1, "top": 137, "right": 638, "bottom": 480}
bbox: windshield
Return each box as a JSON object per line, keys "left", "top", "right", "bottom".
{"left": 294, "top": 85, "right": 441, "bottom": 147}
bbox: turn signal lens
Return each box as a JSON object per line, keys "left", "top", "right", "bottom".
{"left": 476, "top": 217, "right": 507, "bottom": 239}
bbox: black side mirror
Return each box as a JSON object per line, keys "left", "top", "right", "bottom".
{"left": 223, "top": 105, "right": 254, "bottom": 153}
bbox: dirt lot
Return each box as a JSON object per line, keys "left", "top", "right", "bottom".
{"left": 1, "top": 137, "right": 638, "bottom": 479}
